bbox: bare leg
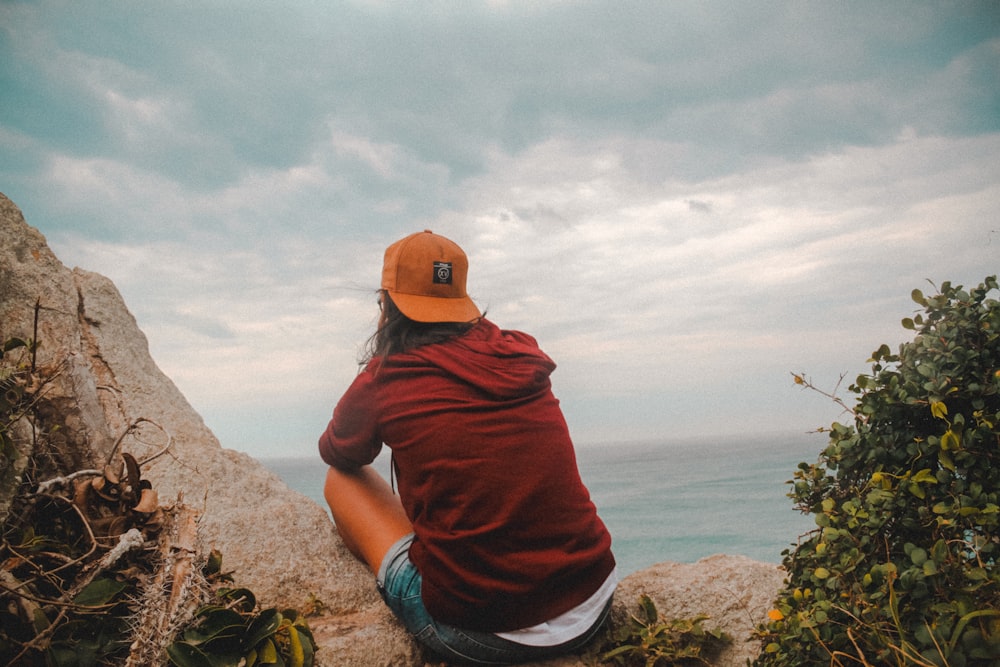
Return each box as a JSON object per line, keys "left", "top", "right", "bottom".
{"left": 323, "top": 465, "right": 413, "bottom": 574}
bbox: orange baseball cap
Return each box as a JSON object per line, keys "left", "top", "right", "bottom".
{"left": 381, "top": 230, "right": 481, "bottom": 323}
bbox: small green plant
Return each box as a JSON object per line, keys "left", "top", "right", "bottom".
{"left": 601, "top": 594, "right": 731, "bottom": 666}
{"left": 167, "top": 585, "right": 317, "bottom": 667}
{"left": 755, "top": 277, "right": 1000, "bottom": 667}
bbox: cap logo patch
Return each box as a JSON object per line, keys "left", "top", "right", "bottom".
{"left": 433, "top": 261, "right": 453, "bottom": 285}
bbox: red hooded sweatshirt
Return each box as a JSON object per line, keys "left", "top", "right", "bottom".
{"left": 319, "top": 318, "right": 615, "bottom": 632}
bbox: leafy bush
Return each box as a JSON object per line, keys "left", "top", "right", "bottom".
{"left": 755, "top": 277, "right": 1000, "bottom": 666}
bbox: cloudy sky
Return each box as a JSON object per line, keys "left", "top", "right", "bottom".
{"left": 2, "top": 1, "right": 998, "bottom": 461}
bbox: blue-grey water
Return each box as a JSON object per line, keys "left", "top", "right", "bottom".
{"left": 261, "top": 432, "right": 820, "bottom": 575}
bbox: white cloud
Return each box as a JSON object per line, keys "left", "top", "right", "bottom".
{"left": 4, "top": 1, "right": 998, "bottom": 456}
{"left": 423, "top": 131, "right": 998, "bottom": 437}
{"left": 40, "top": 127, "right": 1000, "bottom": 454}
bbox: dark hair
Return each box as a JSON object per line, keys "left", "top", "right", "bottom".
{"left": 362, "top": 290, "right": 479, "bottom": 363}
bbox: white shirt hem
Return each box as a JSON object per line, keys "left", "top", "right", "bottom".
{"left": 493, "top": 567, "right": 618, "bottom": 647}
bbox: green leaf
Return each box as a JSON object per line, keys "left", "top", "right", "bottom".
{"left": 47, "top": 645, "right": 79, "bottom": 667}
{"left": 182, "top": 608, "right": 245, "bottom": 646}
{"left": 290, "top": 626, "right": 315, "bottom": 667}
{"left": 73, "top": 577, "right": 127, "bottom": 607}
{"left": 167, "top": 642, "right": 215, "bottom": 667}
{"left": 1, "top": 337, "right": 28, "bottom": 353}
{"left": 638, "top": 594, "right": 658, "bottom": 624}
{"left": 287, "top": 626, "right": 307, "bottom": 667}
{"left": 255, "top": 638, "right": 280, "bottom": 665}
{"left": 939, "top": 448, "right": 955, "bottom": 471}
{"left": 213, "top": 655, "right": 244, "bottom": 667}
{"left": 873, "top": 343, "right": 892, "bottom": 360}
{"left": 204, "top": 548, "right": 224, "bottom": 576}
{"left": 941, "top": 429, "right": 960, "bottom": 451}
{"left": 932, "top": 501, "right": 951, "bottom": 515}
{"left": 966, "top": 567, "right": 988, "bottom": 582}
{"left": 601, "top": 644, "right": 637, "bottom": 660}
{"left": 245, "top": 609, "right": 282, "bottom": 650}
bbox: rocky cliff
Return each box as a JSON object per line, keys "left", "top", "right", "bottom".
{"left": 0, "top": 192, "right": 785, "bottom": 666}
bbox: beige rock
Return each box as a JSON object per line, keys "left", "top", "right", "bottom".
{"left": 0, "top": 192, "right": 785, "bottom": 666}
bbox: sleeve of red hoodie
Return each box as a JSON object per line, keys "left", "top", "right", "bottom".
{"left": 318, "top": 364, "right": 382, "bottom": 470}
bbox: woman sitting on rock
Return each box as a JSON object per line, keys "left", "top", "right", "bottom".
{"left": 319, "top": 230, "right": 617, "bottom": 664}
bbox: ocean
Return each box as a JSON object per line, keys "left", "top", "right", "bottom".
{"left": 261, "top": 432, "right": 820, "bottom": 576}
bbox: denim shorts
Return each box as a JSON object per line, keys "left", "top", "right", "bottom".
{"left": 376, "top": 533, "right": 612, "bottom": 665}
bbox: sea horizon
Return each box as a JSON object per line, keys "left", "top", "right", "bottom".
{"left": 261, "top": 431, "right": 821, "bottom": 575}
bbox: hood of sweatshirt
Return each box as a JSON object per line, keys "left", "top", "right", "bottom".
{"left": 384, "top": 318, "right": 556, "bottom": 400}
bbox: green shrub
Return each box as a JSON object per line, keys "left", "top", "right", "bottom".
{"left": 601, "top": 594, "right": 730, "bottom": 666}
{"left": 167, "top": 585, "right": 317, "bottom": 667}
{"left": 755, "top": 277, "right": 1000, "bottom": 667}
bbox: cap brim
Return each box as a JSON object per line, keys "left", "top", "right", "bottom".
{"left": 389, "top": 290, "right": 481, "bottom": 323}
